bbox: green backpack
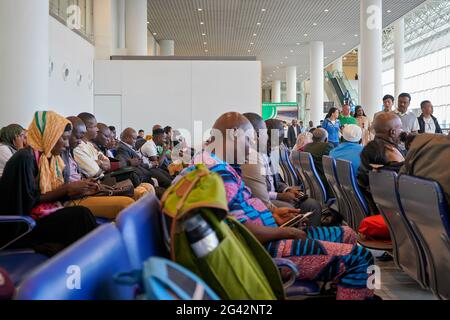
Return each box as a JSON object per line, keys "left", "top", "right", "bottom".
{"left": 161, "top": 164, "right": 286, "bottom": 300}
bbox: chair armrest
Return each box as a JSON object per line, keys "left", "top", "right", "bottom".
{"left": 273, "top": 258, "right": 299, "bottom": 289}
{"left": 0, "top": 215, "right": 36, "bottom": 250}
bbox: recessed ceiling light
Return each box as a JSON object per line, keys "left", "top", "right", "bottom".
{"left": 332, "top": 50, "right": 336, "bottom": 53}
{"left": 290, "top": 50, "right": 294, "bottom": 53}
{"left": 250, "top": 42, "right": 254, "bottom": 45}
{"left": 343, "top": 57, "right": 348, "bottom": 60}
{"left": 257, "top": 22, "right": 261, "bottom": 26}
{"left": 304, "top": 33, "right": 308, "bottom": 37}
{"left": 248, "top": 50, "right": 252, "bottom": 53}
{"left": 354, "top": 34, "right": 359, "bottom": 37}
{"left": 313, "top": 23, "right": 317, "bottom": 26}
{"left": 153, "top": 32, "right": 157, "bottom": 36}
{"left": 296, "top": 42, "right": 300, "bottom": 45}
{"left": 202, "top": 33, "right": 206, "bottom": 36}
{"left": 198, "top": 8, "right": 203, "bottom": 12}
{"left": 204, "top": 49, "right": 208, "bottom": 53}
{"left": 387, "top": 10, "right": 392, "bottom": 13}
{"left": 262, "top": 8, "right": 266, "bottom": 12}
{"left": 276, "top": 66, "right": 279, "bottom": 69}
{"left": 324, "top": 9, "right": 329, "bottom": 12}
{"left": 147, "top": 21, "right": 149, "bottom": 24}
{"left": 342, "top": 42, "right": 346, "bottom": 46}
{"left": 285, "top": 56, "right": 288, "bottom": 59}
{"left": 200, "top": 22, "right": 204, "bottom": 25}
{"left": 253, "top": 33, "right": 257, "bottom": 36}
{"left": 280, "top": 62, "right": 284, "bottom": 64}
{"left": 203, "top": 42, "right": 207, "bottom": 45}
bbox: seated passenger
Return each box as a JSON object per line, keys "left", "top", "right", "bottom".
{"left": 73, "top": 113, "right": 153, "bottom": 200}
{"left": 303, "top": 128, "right": 335, "bottom": 196}
{"left": 292, "top": 132, "right": 313, "bottom": 153}
{"left": 0, "top": 124, "right": 27, "bottom": 178}
{"left": 117, "top": 128, "right": 172, "bottom": 189}
{"left": 400, "top": 133, "right": 450, "bottom": 207}
{"left": 241, "top": 113, "right": 322, "bottom": 226}
{"left": 0, "top": 111, "right": 97, "bottom": 256}
{"left": 62, "top": 117, "right": 135, "bottom": 219}
{"left": 330, "top": 124, "right": 364, "bottom": 177}
{"left": 177, "top": 112, "right": 375, "bottom": 300}
{"left": 358, "top": 113, "right": 405, "bottom": 214}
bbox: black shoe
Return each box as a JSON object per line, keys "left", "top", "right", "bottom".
{"left": 376, "top": 252, "right": 393, "bottom": 262}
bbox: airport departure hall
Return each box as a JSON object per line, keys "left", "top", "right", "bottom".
{"left": 0, "top": 0, "right": 449, "bottom": 305}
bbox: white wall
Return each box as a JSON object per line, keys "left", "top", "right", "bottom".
{"left": 48, "top": 17, "right": 95, "bottom": 116}
{"left": 94, "top": 60, "right": 261, "bottom": 135}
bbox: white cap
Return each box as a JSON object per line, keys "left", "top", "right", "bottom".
{"left": 343, "top": 124, "right": 362, "bottom": 143}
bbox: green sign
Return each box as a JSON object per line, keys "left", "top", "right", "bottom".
{"left": 262, "top": 102, "right": 299, "bottom": 120}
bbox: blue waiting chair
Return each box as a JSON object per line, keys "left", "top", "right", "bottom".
{"left": 290, "top": 150, "right": 313, "bottom": 198}
{"left": 16, "top": 224, "right": 136, "bottom": 300}
{"left": 279, "top": 147, "right": 300, "bottom": 187}
{"left": 335, "top": 159, "right": 370, "bottom": 230}
{"left": 116, "top": 194, "right": 168, "bottom": 270}
{"left": 299, "top": 152, "right": 335, "bottom": 208}
{"left": 369, "top": 171, "right": 428, "bottom": 289}
{"left": 322, "top": 156, "right": 352, "bottom": 226}
{"left": 399, "top": 175, "right": 450, "bottom": 300}
{"left": 0, "top": 216, "right": 48, "bottom": 286}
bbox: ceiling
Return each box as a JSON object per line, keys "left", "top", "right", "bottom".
{"left": 147, "top": 0, "right": 426, "bottom": 86}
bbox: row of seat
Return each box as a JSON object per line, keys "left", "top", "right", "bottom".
{"left": 286, "top": 149, "right": 449, "bottom": 300}
{"left": 10, "top": 194, "right": 323, "bottom": 300}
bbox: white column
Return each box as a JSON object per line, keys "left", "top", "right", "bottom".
{"left": 357, "top": 45, "right": 362, "bottom": 102}
{"left": 264, "top": 89, "right": 271, "bottom": 102}
{"left": 394, "top": 18, "right": 405, "bottom": 98}
{"left": 148, "top": 32, "right": 157, "bottom": 56}
{"left": 117, "top": 0, "right": 126, "bottom": 53}
{"left": 333, "top": 58, "right": 344, "bottom": 73}
{"left": 360, "top": 0, "right": 383, "bottom": 119}
{"left": 286, "top": 66, "right": 297, "bottom": 103}
{"left": 93, "top": 0, "right": 114, "bottom": 59}
{"left": 310, "top": 41, "right": 324, "bottom": 127}
{"left": 0, "top": 0, "right": 49, "bottom": 127}
{"left": 272, "top": 80, "right": 281, "bottom": 103}
{"left": 85, "top": 0, "right": 93, "bottom": 39}
{"left": 160, "top": 40, "right": 175, "bottom": 56}
{"left": 125, "top": 0, "right": 148, "bottom": 55}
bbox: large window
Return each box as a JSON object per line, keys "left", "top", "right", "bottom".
{"left": 49, "top": 0, "right": 94, "bottom": 43}
{"left": 383, "top": 45, "right": 450, "bottom": 128}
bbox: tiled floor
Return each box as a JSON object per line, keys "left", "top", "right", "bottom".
{"left": 375, "top": 259, "right": 437, "bottom": 300}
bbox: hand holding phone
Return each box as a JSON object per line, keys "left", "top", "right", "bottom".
{"left": 279, "top": 212, "right": 314, "bottom": 229}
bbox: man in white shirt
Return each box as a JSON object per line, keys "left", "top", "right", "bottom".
{"left": 394, "top": 93, "right": 419, "bottom": 134}
{"left": 74, "top": 113, "right": 110, "bottom": 178}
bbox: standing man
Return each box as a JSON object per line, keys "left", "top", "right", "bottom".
{"left": 394, "top": 93, "right": 419, "bottom": 134}
{"left": 287, "top": 119, "right": 301, "bottom": 149}
{"left": 338, "top": 104, "right": 358, "bottom": 127}
{"left": 417, "top": 100, "right": 442, "bottom": 134}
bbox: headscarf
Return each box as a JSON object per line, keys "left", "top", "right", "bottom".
{"left": 0, "top": 124, "right": 25, "bottom": 151}
{"left": 293, "top": 132, "right": 313, "bottom": 151}
{"left": 27, "top": 111, "right": 71, "bottom": 194}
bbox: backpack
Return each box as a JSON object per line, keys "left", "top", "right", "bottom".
{"left": 160, "top": 164, "right": 285, "bottom": 300}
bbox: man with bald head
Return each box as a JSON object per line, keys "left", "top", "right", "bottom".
{"left": 176, "top": 112, "right": 376, "bottom": 300}
{"left": 116, "top": 127, "right": 172, "bottom": 188}
{"left": 358, "top": 112, "right": 406, "bottom": 214}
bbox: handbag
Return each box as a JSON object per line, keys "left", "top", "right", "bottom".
{"left": 95, "top": 179, "right": 134, "bottom": 198}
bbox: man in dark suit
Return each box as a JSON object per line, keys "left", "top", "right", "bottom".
{"left": 117, "top": 128, "right": 172, "bottom": 188}
{"left": 287, "top": 119, "right": 301, "bottom": 149}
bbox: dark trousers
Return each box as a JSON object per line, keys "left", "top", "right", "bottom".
{"left": 20, "top": 207, "right": 97, "bottom": 256}
{"left": 149, "top": 168, "right": 173, "bottom": 188}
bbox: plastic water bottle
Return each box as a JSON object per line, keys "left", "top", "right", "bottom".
{"left": 184, "top": 215, "right": 219, "bottom": 258}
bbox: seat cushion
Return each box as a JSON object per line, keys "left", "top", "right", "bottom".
{"left": 0, "top": 252, "right": 48, "bottom": 286}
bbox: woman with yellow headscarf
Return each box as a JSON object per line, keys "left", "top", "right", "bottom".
{"left": 0, "top": 111, "right": 97, "bottom": 256}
